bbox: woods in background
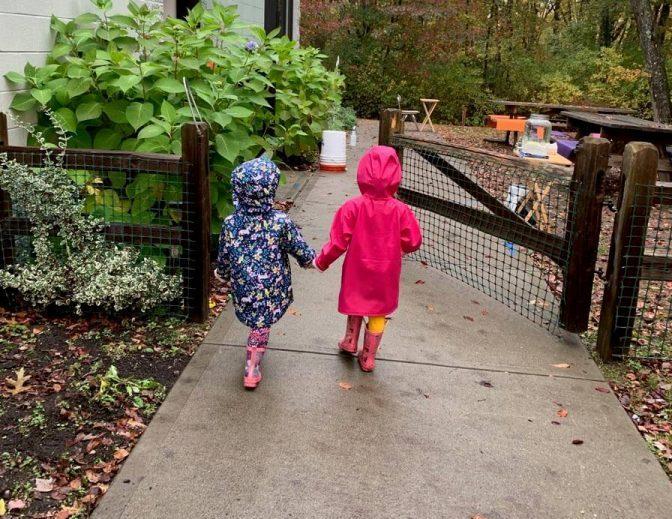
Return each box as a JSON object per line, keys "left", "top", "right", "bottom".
{"left": 301, "top": 0, "right": 672, "bottom": 123}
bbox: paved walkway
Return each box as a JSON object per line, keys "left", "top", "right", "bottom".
{"left": 95, "top": 121, "right": 672, "bottom": 518}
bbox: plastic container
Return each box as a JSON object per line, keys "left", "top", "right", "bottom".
{"left": 349, "top": 126, "right": 357, "bottom": 148}
{"left": 520, "top": 114, "right": 552, "bottom": 159}
{"left": 320, "top": 130, "right": 347, "bottom": 172}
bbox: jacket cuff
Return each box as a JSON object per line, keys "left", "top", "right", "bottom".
{"left": 314, "top": 255, "right": 327, "bottom": 272}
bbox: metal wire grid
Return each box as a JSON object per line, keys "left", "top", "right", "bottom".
{"left": 615, "top": 184, "right": 672, "bottom": 359}
{"left": 396, "top": 141, "right": 578, "bottom": 330}
{"left": 0, "top": 150, "right": 196, "bottom": 316}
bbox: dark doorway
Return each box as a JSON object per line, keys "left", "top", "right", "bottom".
{"left": 177, "top": 0, "right": 199, "bottom": 19}
{"left": 265, "top": 0, "right": 294, "bottom": 39}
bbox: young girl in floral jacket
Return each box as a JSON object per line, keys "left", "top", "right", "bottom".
{"left": 315, "top": 146, "right": 422, "bottom": 372}
{"left": 216, "top": 158, "right": 315, "bottom": 389}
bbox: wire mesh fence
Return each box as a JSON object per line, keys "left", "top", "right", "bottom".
{"left": 0, "top": 147, "right": 203, "bottom": 318}
{"left": 392, "top": 136, "right": 580, "bottom": 331}
{"left": 612, "top": 183, "right": 672, "bottom": 359}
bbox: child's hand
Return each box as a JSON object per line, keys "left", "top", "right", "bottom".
{"left": 311, "top": 258, "right": 323, "bottom": 271}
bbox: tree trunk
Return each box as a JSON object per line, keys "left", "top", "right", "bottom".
{"left": 630, "top": 0, "right": 672, "bottom": 123}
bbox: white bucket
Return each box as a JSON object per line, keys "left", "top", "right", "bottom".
{"left": 320, "top": 130, "right": 347, "bottom": 172}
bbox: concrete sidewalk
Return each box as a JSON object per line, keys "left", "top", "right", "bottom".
{"left": 94, "top": 121, "right": 672, "bottom": 518}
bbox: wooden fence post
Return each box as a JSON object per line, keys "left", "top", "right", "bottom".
{"left": 0, "top": 113, "right": 13, "bottom": 271}
{"left": 182, "top": 122, "right": 211, "bottom": 323}
{"left": 596, "top": 142, "right": 658, "bottom": 360}
{"left": 560, "top": 136, "right": 610, "bottom": 332}
{"left": 378, "top": 108, "right": 403, "bottom": 147}
{"left": 0, "top": 113, "right": 8, "bottom": 147}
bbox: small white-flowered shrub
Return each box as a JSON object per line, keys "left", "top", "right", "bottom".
{"left": 0, "top": 116, "right": 181, "bottom": 313}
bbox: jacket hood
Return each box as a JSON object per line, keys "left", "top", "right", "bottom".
{"left": 357, "top": 145, "right": 402, "bottom": 199}
{"left": 232, "top": 157, "right": 280, "bottom": 215}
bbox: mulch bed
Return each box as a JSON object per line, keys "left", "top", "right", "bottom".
{"left": 0, "top": 271, "right": 229, "bottom": 518}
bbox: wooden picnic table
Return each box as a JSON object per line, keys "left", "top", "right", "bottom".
{"left": 492, "top": 100, "right": 636, "bottom": 118}
{"left": 562, "top": 111, "right": 672, "bottom": 154}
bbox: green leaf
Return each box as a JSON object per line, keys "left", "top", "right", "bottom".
{"left": 112, "top": 74, "right": 141, "bottom": 93}
{"left": 31, "top": 88, "right": 52, "bottom": 105}
{"left": 248, "top": 94, "right": 271, "bottom": 107}
{"left": 69, "top": 129, "right": 92, "bottom": 148}
{"left": 103, "top": 100, "right": 129, "bottom": 124}
{"left": 66, "top": 78, "right": 92, "bottom": 98}
{"left": 76, "top": 102, "right": 102, "bottom": 122}
{"left": 53, "top": 108, "right": 77, "bottom": 132}
{"left": 132, "top": 191, "right": 157, "bottom": 214}
{"left": 121, "top": 138, "right": 138, "bottom": 151}
{"left": 216, "top": 198, "right": 235, "bottom": 218}
{"left": 108, "top": 171, "right": 127, "bottom": 189}
{"left": 93, "top": 128, "right": 123, "bottom": 149}
{"left": 9, "top": 92, "right": 37, "bottom": 111}
{"left": 160, "top": 100, "right": 177, "bottom": 124}
{"left": 211, "top": 112, "right": 232, "bottom": 128}
{"left": 126, "top": 102, "right": 154, "bottom": 131}
{"left": 225, "top": 106, "right": 254, "bottom": 119}
{"left": 51, "top": 43, "right": 72, "bottom": 59}
{"left": 154, "top": 77, "right": 184, "bottom": 94}
{"left": 66, "top": 64, "right": 90, "bottom": 79}
{"left": 67, "top": 170, "right": 92, "bottom": 186}
{"left": 74, "top": 12, "right": 100, "bottom": 25}
{"left": 215, "top": 133, "right": 239, "bottom": 163}
{"left": 163, "top": 183, "right": 182, "bottom": 202}
{"left": 137, "top": 124, "right": 165, "bottom": 139}
{"left": 4, "top": 72, "right": 25, "bottom": 85}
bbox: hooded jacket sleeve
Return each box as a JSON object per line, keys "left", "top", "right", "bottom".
{"left": 400, "top": 205, "right": 422, "bottom": 254}
{"left": 315, "top": 203, "right": 355, "bottom": 271}
{"left": 281, "top": 216, "right": 316, "bottom": 268}
{"left": 216, "top": 223, "right": 231, "bottom": 281}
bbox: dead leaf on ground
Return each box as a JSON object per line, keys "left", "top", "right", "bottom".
{"left": 595, "top": 386, "right": 611, "bottom": 393}
{"left": 35, "top": 477, "right": 54, "bottom": 493}
{"left": 426, "top": 305, "right": 435, "bottom": 313}
{"left": 338, "top": 381, "right": 352, "bottom": 390}
{"left": 479, "top": 380, "right": 493, "bottom": 388}
{"left": 7, "top": 499, "right": 26, "bottom": 511}
{"left": 472, "top": 515, "right": 489, "bottom": 519}
{"left": 5, "top": 368, "right": 31, "bottom": 395}
{"left": 552, "top": 363, "right": 571, "bottom": 369}
{"left": 113, "top": 448, "right": 129, "bottom": 460}
{"left": 557, "top": 409, "right": 568, "bottom": 418}
{"left": 32, "top": 326, "right": 44, "bottom": 335}
{"left": 415, "top": 279, "right": 425, "bottom": 285}
{"left": 551, "top": 420, "right": 561, "bottom": 425}
{"left": 572, "top": 439, "right": 584, "bottom": 445}
{"left": 463, "top": 315, "right": 474, "bottom": 322}
{"left": 288, "top": 308, "right": 301, "bottom": 317}
{"left": 0, "top": 499, "right": 5, "bottom": 516}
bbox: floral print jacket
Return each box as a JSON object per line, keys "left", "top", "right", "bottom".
{"left": 216, "top": 158, "right": 315, "bottom": 329}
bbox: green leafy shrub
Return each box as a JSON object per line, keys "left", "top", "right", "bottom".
{"left": 5, "top": 0, "right": 343, "bottom": 230}
{"left": 0, "top": 115, "right": 181, "bottom": 313}
{"left": 327, "top": 105, "right": 356, "bottom": 130}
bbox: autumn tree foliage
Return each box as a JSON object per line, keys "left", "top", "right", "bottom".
{"left": 301, "top": 0, "right": 670, "bottom": 123}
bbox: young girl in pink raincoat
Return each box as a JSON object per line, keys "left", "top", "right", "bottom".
{"left": 314, "top": 146, "right": 422, "bottom": 372}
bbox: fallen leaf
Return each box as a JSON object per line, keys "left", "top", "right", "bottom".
{"left": 85, "top": 470, "right": 100, "bottom": 483}
{"left": 53, "top": 383, "right": 62, "bottom": 392}
{"left": 113, "top": 448, "right": 129, "bottom": 460}
{"left": 7, "top": 499, "right": 26, "bottom": 511}
{"left": 463, "top": 315, "right": 474, "bottom": 322}
{"left": 471, "top": 300, "right": 481, "bottom": 305}
{"left": 35, "top": 477, "right": 54, "bottom": 493}
{"left": 426, "top": 304, "right": 435, "bottom": 313}
{"left": 557, "top": 409, "right": 568, "bottom": 418}
{"left": 551, "top": 420, "right": 561, "bottom": 425}
{"left": 69, "top": 478, "right": 82, "bottom": 490}
{"left": 5, "top": 368, "right": 31, "bottom": 395}
{"left": 415, "top": 279, "right": 425, "bottom": 285}
{"left": 572, "top": 439, "right": 584, "bottom": 445}
{"left": 552, "top": 363, "right": 571, "bottom": 369}
{"left": 472, "top": 515, "right": 488, "bottom": 519}
{"left": 595, "top": 386, "right": 610, "bottom": 393}
{"left": 338, "top": 381, "right": 352, "bottom": 390}
{"left": 0, "top": 499, "right": 5, "bottom": 516}
{"left": 32, "top": 326, "right": 44, "bottom": 335}
{"left": 479, "top": 380, "right": 493, "bottom": 388}
{"left": 288, "top": 308, "right": 301, "bottom": 317}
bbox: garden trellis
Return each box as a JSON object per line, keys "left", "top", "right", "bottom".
{"left": 0, "top": 116, "right": 211, "bottom": 322}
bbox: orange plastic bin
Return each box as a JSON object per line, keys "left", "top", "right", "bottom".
{"left": 485, "top": 114, "right": 527, "bottom": 146}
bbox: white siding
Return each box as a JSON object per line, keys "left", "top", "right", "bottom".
{"left": 0, "top": 0, "right": 165, "bottom": 144}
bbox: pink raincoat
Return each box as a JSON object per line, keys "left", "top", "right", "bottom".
{"left": 315, "top": 146, "right": 422, "bottom": 316}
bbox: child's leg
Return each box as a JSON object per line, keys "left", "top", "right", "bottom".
{"left": 359, "top": 316, "right": 386, "bottom": 372}
{"left": 244, "top": 327, "right": 270, "bottom": 389}
{"left": 338, "top": 315, "right": 363, "bottom": 354}
{"left": 367, "top": 316, "right": 386, "bottom": 333}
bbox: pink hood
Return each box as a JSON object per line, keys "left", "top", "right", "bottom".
{"left": 357, "top": 146, "right": 401, "bottom": 199}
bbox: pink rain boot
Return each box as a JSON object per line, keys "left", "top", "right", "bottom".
{"left": 358, "top": 329, "right": 383, "bottom": 372}
{"left": 338, "top": 315, "right": 363, "bottom": 354}
{"left": 243, "top": 328, "right": 269, "bottom": 389}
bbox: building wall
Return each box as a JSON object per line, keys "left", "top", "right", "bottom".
{"left": 0, "top": 0, "right": 165, "bottom": 145}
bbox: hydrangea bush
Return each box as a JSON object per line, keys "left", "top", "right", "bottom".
{"left": 5, "top": 0, "right": 343, "bottom": 231}
{"left": 0, "top": 116, "right": 181, "bottom": 313}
